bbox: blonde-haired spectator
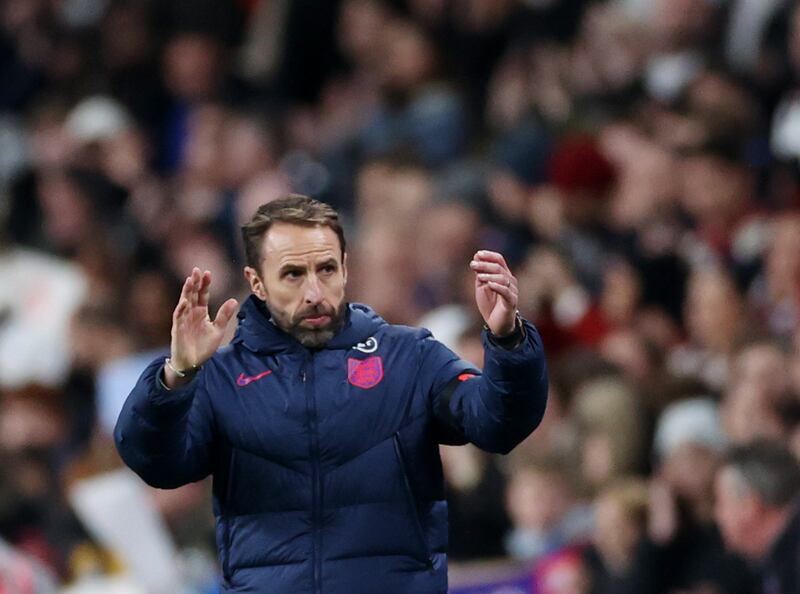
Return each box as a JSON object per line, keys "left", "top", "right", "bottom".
{"left": 573, "top": 377, "right": 648, "bottom": 492}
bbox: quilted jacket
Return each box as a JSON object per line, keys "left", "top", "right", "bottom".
{"left": 114, "top": 295, "right": 548, "bottom": 593}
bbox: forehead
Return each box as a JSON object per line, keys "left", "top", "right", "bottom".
{"left": 262, "top": 223, "right": 341, "bottom": 264}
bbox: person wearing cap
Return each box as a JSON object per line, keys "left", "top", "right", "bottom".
{"left": 114, "top": 195, "right": 549, "bottom": 594}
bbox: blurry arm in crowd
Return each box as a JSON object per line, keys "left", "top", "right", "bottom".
{"left": 114, "top": 269, "right": 237, "bottom": 488}
{"left": 425, "top": 251, "right": 548, "bottom": 454}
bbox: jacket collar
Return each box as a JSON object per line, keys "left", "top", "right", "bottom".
{"left": 232, "top": 294, "right": 385, "bottom": 354}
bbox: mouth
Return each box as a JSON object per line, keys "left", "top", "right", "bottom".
{"left": 301, "top": 314, "right": 331, "bottom": 328}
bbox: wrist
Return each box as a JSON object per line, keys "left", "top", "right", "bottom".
{"left": 486, "top": 311, "right": 522, "bottom": 337}
{"left": 490, "top": 321, "right": 517, "bottom": 338}
{"left": 163, "top": 357, "right": 201, "bottom": 389}
{"left": 166, "top": 357, "right": 201, "bottom": 377}
{"left": 485, "top": 312, "right": 524, "bottom": 349}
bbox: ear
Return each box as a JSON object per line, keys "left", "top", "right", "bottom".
{"left": 342, "top": 252, "right": 348, "bottom": 285}
{"left": 244, "top": 266, "right": 267, "bottom": 301}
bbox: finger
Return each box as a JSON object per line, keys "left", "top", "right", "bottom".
{"left": 173, "top": 298, "right": 190, "bottom": 322}
{"left": 487, "top": 280, "right": 518, "bottom": 305}
{"left": 189, "top": 268, "right": 201, "bottom": 306}
{"left": 198, "top": 270, "right": 212, "bottom": 308}
{"left": 178, "top": 276, "right": 193, "bottom": 303}
{"left": 470, "top": 260, "right": 505, "bottom": 274}
{"left": 474, "top": 250, "right": 509, "bottom": 270}
{"left": 476, "top": 273, "right": 516, "bottom": 287}
{"left": 213, "top": 298, "right": 239, "bottom": 330}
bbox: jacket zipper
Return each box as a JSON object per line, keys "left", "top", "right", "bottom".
{"left": 303, "top": 354, "right": 323, "bottom": 594}
{"left": 393, "top": 434, "right": 434, "bottom": 569}
{"left": 222, "top": 447, "right": 237, "bottom": 586}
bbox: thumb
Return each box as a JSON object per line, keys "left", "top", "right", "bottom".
{"left": 213, "top": 298, "right": 239, "bottom": 330}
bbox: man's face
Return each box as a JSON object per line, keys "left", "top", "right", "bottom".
{"left": 246, "top": 223, "right": 347, "bottom": 348}
{"left": 714, "top": 466, "right": 761, "bottom": 559}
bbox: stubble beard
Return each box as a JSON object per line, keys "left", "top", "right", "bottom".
{"left": 267, "top": 301, "right": 347, "bottom": 348}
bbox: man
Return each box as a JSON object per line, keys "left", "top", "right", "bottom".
{"left": 714, "top": 439, "right": 800, "bottom": 594}
{"left": 115, "top": 195, "right": 548, "bottom": 594}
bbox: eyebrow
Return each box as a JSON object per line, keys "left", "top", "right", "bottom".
{"left": 278, "top": 263, "right": 306, "bottom": 275}
{"left": 278, "top": 257, "right": 339, "bottom": 276}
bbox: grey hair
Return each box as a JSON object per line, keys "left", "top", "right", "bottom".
{"left": 724, "top": 440, "right": 800, "bottom": 507}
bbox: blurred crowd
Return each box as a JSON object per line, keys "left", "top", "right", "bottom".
{"left": 1, "top": 0, "right": 800, "bottom": 592}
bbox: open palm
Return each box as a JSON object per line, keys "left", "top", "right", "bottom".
{"left": 170, "top": 268, "right": 239, "bottom": 370}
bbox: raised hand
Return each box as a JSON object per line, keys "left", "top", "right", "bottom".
{"left": 166, "top": 268, "right": 238, "bottom": 387}
{"left": 470, "top": 250, "right": 518, "bottom": 337}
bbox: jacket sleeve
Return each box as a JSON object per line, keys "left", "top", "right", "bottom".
{"left": 422, "top": 319, "right": 548, "bottom": 454}
{"left": 114, "top": 357, "right": 216, "bottom": 489}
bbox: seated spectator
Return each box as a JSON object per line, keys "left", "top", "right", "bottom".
{"left": 722, "top": 338, "right": 800, "bottom": 446}
{"left": 504, "top": 458, "right": 592, "bottom": 563}
{"left": 583, "top": 478, "right": 651, "bottom": 594}
{"left": 715, "top": 439, "right": 800, "bottom": 594}
{"left": 440, "top": 444, "right": 510, "bottom": 561}
{"left": 669, "top": 267, "right": 750, "bottom": 390}
{"left": 572, "top": 376, "right": 648, "bottom": 492}
{"left": 646, "top": 398, "right": 755, "bottom": 594}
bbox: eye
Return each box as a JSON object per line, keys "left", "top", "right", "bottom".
{"left": 320, "top": 264, "right": 337, "bottom": 275}
{"left": 283, "top": 269, "right": 303, "bottom": 280}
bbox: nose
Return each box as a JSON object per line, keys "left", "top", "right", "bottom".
{"left": 304, "top": 274, "right": 323, "bottom": 305}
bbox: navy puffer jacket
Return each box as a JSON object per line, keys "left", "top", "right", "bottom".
{"left": 115, "top": 296, "right": 548, "bottom": 594}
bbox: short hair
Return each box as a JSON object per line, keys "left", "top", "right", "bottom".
{"left": 241, "top": 195, "right": 346, "bottom": 269}
{"left": 723, "top": 440, "right": 800, "bottom": 507}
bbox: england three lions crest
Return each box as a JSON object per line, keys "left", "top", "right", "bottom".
{"left": 347, "top": 356, "right": 384, "bottom": 389}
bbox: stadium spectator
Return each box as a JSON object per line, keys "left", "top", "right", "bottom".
{"left": 715, "top": 440, "right": 800, "bottom": 594}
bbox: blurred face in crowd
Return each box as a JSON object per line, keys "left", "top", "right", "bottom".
{"left": 506, "top": 467, "right": 571, "bottom": 531}
{"left": 127, "top": 271, "right": 175, "bottom": 349}
{"left": 581, "top": 431, "right": 616, "bottom": 488}
{"left": 416, "top": 202, "right": 478, "bottom": 278}
{"left": 732, "top": 343, "right": 789, "bottom": 396}
{"left": 37, "top": 170, "right": 96, "bottom": 251}
{"left": 723, "top": 383, "right": 790, "bottom": 444}
{"left": 163, "top": 33, "right": 222, "bottom": 101}
{"left": 222, "top": 115, "right": 276, "bottom": 188}
{"left": 662, "top": 443, "right": 720, "bottom": 512}
{"left": 348, "top": 222, "right": 417, "bottom": 324}
{"left": 356, "top": 161, "right": 433, "bottom": 223}
{"left": 766, "top": 214, "right": 800, "bottom": 300}
{"left": 0, "top": 390, "right": 67, "bottom": 453}
{"left": 654, "top": 0, "right": 716, "bottom": 48}
{"left": 246, "top": 223, "right": 347, "bottom": 348}
{"left": 593, "top": 496, "right": 643, "bottom": 572}
{"left": 724, "top": 342, "right": 792, "bottom": 443}
{"left": 681, "top": 154, "right": 748, "bottom": 227}
{"left": 602, "top": 125, "right": 678, "bottom": 229}
{"left": 600, "top": 330, "right": 653, "bottom": 382}
{"left": 684, "top": 270, "right": 742, "bottom": 352}
{"left": 381, "top": 20, "right": 436, "bottom": 92}
{"left": 714, "top": 466, "right": 762, "bottom": 559}
{"left": 688, "top": 73, "right": 756, "bottom": 132}
{"left": 338, "top": 0, "right": 389, "bottom": 65}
